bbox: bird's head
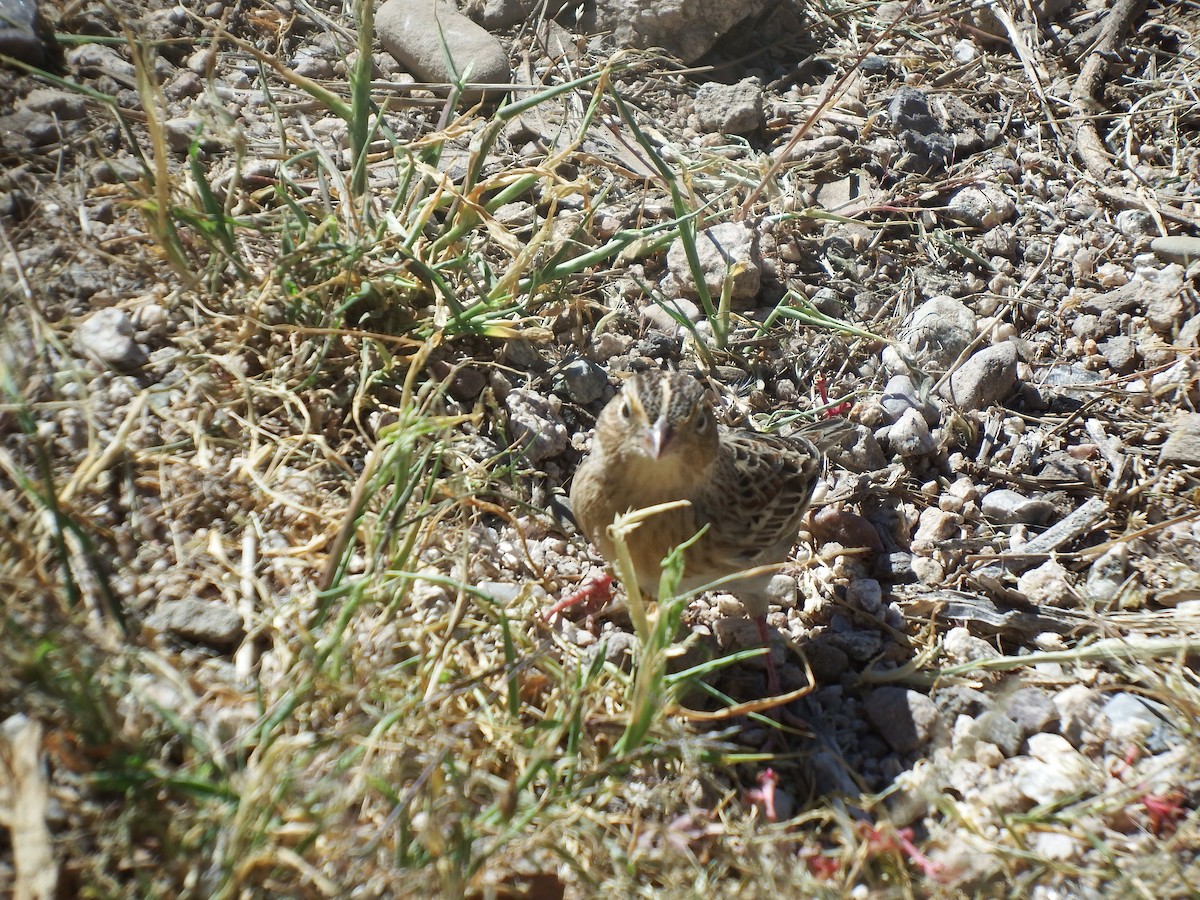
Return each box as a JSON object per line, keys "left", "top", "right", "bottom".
{"left": 595, "top": 371, "right": 719, "bottom": 469}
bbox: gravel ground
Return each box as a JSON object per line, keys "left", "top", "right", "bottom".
{"left": 3, "top": 0, "right": 1200, "bottom": 895}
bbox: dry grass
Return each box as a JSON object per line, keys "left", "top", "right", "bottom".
{"left": 3, "top": 0, "right": 1200, "bottom": 896}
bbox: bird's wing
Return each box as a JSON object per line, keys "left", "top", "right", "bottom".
{"left": 693, "top": 429, "right": 821, "bottom": 568}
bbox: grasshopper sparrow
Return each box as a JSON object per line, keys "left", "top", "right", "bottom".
{"left": 567, "top": 370, "right": 827, "bottom": 694}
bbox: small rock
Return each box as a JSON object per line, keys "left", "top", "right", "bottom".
{"left": 936, "top": 685, "right": 992, "bottom": 720}
{"left": 803, "top": 640, "right": 849, "bottom": 682}
{"left": 1099, "top": 335, "right": 1137, "bottom": 373}
{"left": 693, "top": 77, "right": 764, "bottom": 135}
{"left": 665, "top": 221, "right": 761, "bottom": 306}
{"left": 877, "top": 407, "right": 935, "bottom": 457}
{"left": 765, "top": 573, "right": 798, "bottom": 608}
{"left": 846, "top": 578, "right": 883, "bottom": 615}
{"left": 967, "top": 710, "right": 1023, "bottom": 757}
{"left": 875, "top": 551, "right": 915, "bottom": 582}
{"left": 164, "top": 116, "right": 207, "bottom": 153}
{"left": 469, "top": 0, "right": 539, "bottom": 28}
{"left": 641, "top": 295, "right": 702, "bottom": 333}
{"left": 1115, "top": 209, "right": 1158, "bottom": 241}
{"left": 1150, "top": 235, "right": 1200, "bottom": 265}
{"left": 593, "top": 630, "right": 637, "bottom": 668}
{"left": 149, "top": 597, "right": 244, "bottom": 649}
{"left": 1030, "top": 0, "right": 1071, "bottom": 20}
{"left": 0, "top": 0, "right": 60, "bottom": 68}
{"left": 75, "top": 308, "right": 148, "bottom": 370}
{"left": 554, "top": 359, "right": 607, "bottom": 404}
{"left": 912, "top": 507, "right": 959, "bottom": 552}
{"left": 1147, "top": 291, "right": 1186, "bottom": 336}
{"left": 943, "top": 627, "right": 999, "bottom": 663}
{"left": 1053, "top": 684, "right": 1101, "bottom": 746}
{"left": 505, "top": 389, "right": 569, "bottom": 464}
{"left": 888, "top": 87, "right": 952, "bottom": 172}
{"left": 1085, "top": 544, "right": 1128, "bottom": 603}
{"left": 1020, "top": 732, "right": 1100, "bottom": 803}
{"left": 810, "top": 507, "right": 885, "bottom": 552}
{"left": 880, "top": 373, "right": 938, "bottom": 424}
{"left": 946, "top": 185, "right": 1016, "bottom": 229}
{"left": 376, "top": 0, "right": 511, "bottom": 104}
{"left": 23, "top": 88, "right": 88, "bottom": 119}
{"left": 864, "top": 687, "right": 940, "bottom": 753}
{"left": 1100, "top": 692, "right": 1163, "bottom": 743}
{"left": 900, "top": 296, "right": 977, "bottom": 369}
{"left": 941, "top": 342, "right": 1018, "bottom": 410}
{"left": 910, "top": 556, "right": 944, "bottom": 585}
{"left": 1016, "top": 559, "right": 1074, "bottom": 607}
{"left": 1005, "top": 687, "right": 1059, "bottom": 737}
{"left": 981, "top": 488, "right": 1054, "bottom": 525}
{"left": 828, "top": 424, "right": 887, "bottom": 472}
{"left": 584, "top": 0, "right": 773, "bottom": 64}
{"left": 974, "top": 740, "right": 1005, "bottom": 768}
{"left": 1159, "top": 414, "right": 1200, "bottom": 465}
{"left": 827, "top": 628, "right": 882, "bottom": 662}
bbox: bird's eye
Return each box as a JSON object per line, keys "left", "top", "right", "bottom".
{"left": 695, "top": 411, "right": 710, "bottom": 432}
{"left": 620, "top": 399, "right": 632, "bottom": 419}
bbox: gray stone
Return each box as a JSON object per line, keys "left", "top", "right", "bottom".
{"left": 846, "top": 578, "right": 883, "bottom": 615}
{"left": 23, "top": 88, "right": 87, "bottom": 119}
{"left": 666, "top": 220, "right": 761, "bottom": 306}
{"left": 1160, "top": 414, "right": 1200, "bottom": 465}
{"left": 1099, "top": 335, "right": 1137, "bottom": 373}
{"left": 941, "top": 342, "right": 1018, "bottom": 410}
{"left": 802, "top": 640, "right": 848, "bottom": 682}
{"left": 554, "top": 359, "right": 607, "bottom": 405}
{"left": 864, "top": 687, "right": 940, "bottom": 753}
{"left": 1085, "top": 544, "right": 1128, "bottom": 602}
{"left": 943, "top": 627, "right": 999, "bottom": 663}
{"left": 1053, "top": 684, "right": 1101, "bottom": 746}
{"left": 76, "top": 308, "right": 148, "bottom": 370}
{"left": 765, "top": 573, "right": 798, "bottom": 608}
{"left": 1015, "top": 734, "right": 1099, "bottom": 805}
{"left": 827, "top": 628, "right": 882, "bottom": 662}
{"left": 1005, "top": 687, "right": 1059, "bottom": 737}
{"left": 0, "top": 0, "right": 59, "bottom": 67}
{"left": 829, "top": 423, "right": 887, "bottom": 472}
{"left": 584, "top": 0, "right": 771, "bottom": 64}
{"left": 1016, "top": 559, "right": 1074, "bottom": 607}
{"left": 967, "top": 710, "right": 1022, "bottom": 757}
{"left": 935, "top": 685, "right": 992, "bottom": 720}
{"left": 876, "top": 407, "right": 935, "bottom": 457}
{"left": 911, "top": 507, "right": 960, "bottom": 552}
{"left": 982, "top": 488, "right": 1053, "bottom": 525}
{"left": 1031, "top": 0, "right": 1071, "bottom": 20}
{"left": 1101, "top": 692, "right": 1163, "bottom": 742}
{"left": 377, "top": 0, "right": 511, "bottom": 104}
{"left": 150, "top": 597, "right": 244, "bottom": 649}
{"left": 945, "top": 185, "right": 1016, "bottom": 229}
{"left": 694, "top": 78, "right": 764, "bottom": 135}
{"left": 641, "top": 295, "right": 702, "bottom": 333}
{"left": 65, "top": 44, "right": 136, "bottom": 83}
{"left": 879, "top": 373, "right": 938, "bottom": 425}
{"left": 165, "top": 116, "right": 203, "bottom": 152}
{"left": 900, "top": 296, "right": 977, "bottom": 368}
{"left": 1147, "top": 291, "right": 1186, "bottom": 336}
{"left": 1115, "top": 209, "right": 1157, "bottom": 241}
{"left": 505, "top": 388, "right": 569, "bottom": 464}
{"left": 888, "top": 87, "right": 952, "bottom": 172}
{"left": 1151, "top": 235, "right": 1200, "bottom": 265}
{"left": 1028, "top": 363, "right": 1104, "bottom": 407}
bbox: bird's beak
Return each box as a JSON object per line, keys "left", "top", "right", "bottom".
{"left": 648, "top": 416, "right": 671, "bottom": 459}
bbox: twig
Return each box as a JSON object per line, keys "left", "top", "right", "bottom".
{"left": 1066, "top": 0, "right": 1199, "bottom": 227}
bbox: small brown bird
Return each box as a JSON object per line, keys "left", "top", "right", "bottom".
{"left": 567, "top": 370, "right": 827, "bottom": 695}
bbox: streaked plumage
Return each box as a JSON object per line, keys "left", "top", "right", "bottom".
{"left": 569, "top": 371, "right": 829, "bottom": 691}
